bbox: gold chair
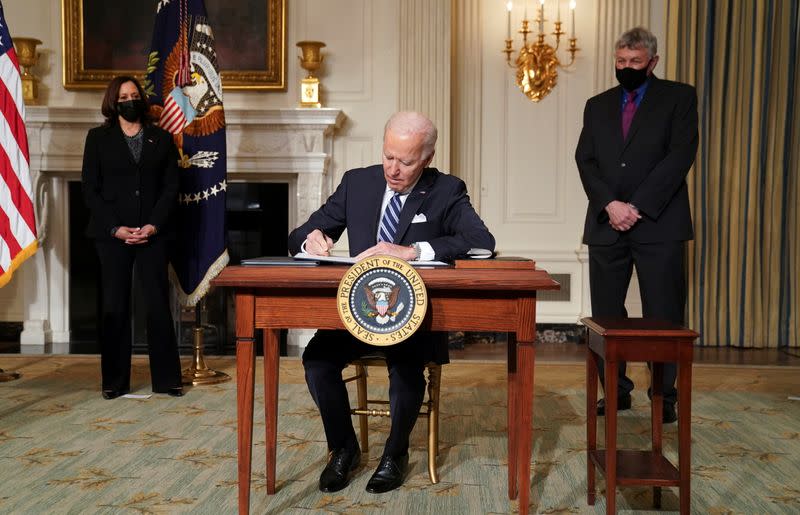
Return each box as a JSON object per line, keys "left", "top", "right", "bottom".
{"left": 344, "top": 357, "right": 442, "bottom": 483}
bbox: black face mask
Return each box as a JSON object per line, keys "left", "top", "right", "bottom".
{"left": 116, "top": 99, "right": 147, "bottom": 122}
{"left": 615, "top": 64, "right": 650, "bottom": 91}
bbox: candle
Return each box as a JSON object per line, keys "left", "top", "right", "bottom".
{"left": 557, "top": 0, "right": 561, "bottom": 22}
{"left": 506, "top": 1, "right": 513, "bottom": 39}
{"left": 539, "top": 0, "right": 545, "bottom": 34}
{"left": 569, "top": 0, "right": 576, "bottom": 38}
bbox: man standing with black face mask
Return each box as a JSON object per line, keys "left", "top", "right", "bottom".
{"left": 575, "top": 27, "right": 699, "bottom": 424}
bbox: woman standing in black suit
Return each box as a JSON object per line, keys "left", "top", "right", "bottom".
{"left": 81, "top": 76, "right": 183, "bottom": 399}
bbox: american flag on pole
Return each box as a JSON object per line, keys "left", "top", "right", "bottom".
{"left": 0, "top": 2, "right": 37, "bottom": 289}
{"left": 144, "top": 0, "right": 227, "bottom": 306}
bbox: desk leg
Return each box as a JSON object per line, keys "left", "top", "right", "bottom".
{"left": 605, "top": 359, "right": 618, "bottom": 515}
{"left": 507, "top": 332, "right": 518, "bottom": 501}
{"left": 516, "top": 340, "right": 535, "bottom": 515}
{"left": 678, "top": 360, "right": 692, "bottom": 515}
{"left": 586, "top": 348, "right": 598, "bottom": 505}
{"left": 264, "top": 329, "right": 280, "bottom": 495}
{"left": 651, "top": 362, "right": 664, "bottom": 509}
{"left": 237, "top": 341, "right": 256, "bottom": 514}
{"left": 235, "top": 294, "right": 255, "bottom": 515}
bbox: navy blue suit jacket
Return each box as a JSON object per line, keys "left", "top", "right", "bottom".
{"left": 575, "top": 76, "right": 698, "bottom": 245}
{"left": 288, "top": 165, "right": 495, "bottom": 258}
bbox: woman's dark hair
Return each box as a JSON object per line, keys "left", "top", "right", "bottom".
{"left": 101, "top": 76, "right": 152, "bottom": 127}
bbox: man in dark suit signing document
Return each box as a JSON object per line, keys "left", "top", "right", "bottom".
{"left": 575, "top": 27, "right": 698, "bottom": 423}
{"left": 575, "top": 27, "right": 699, "bottom": 424}
{"left": 288, "top": 111, "right": 495, "bottom": 493}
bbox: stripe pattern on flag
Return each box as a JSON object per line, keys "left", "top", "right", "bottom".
{"left": 158, "top": 87, "right": 197, "bottom": 134}
{"left": 0, "top": 3, "right": 38, "bottom": 288}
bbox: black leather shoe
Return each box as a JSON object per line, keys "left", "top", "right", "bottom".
{"left": 319, "top": 447, "right": 361, "bottom": 492}
{"left": 102, "top": 390, "right": 123, "bottom": 400}
{"left": 167, "top": 387, "right": 184, "bottom": 397}
{"left": 366, "top": 454, "right": 409, "bottom": 494}
{"left": 597, "top": 393, "right": 632, "bottom": 415}
{"left": 662, "top": 402, "right": 677, "bottom": 424}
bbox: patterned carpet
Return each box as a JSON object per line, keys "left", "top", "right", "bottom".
{"left": 0, "top": 355, "right": 798, "bottom": 514}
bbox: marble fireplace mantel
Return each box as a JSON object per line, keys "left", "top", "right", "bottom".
{"left": 21, "top": 106, "right": 344, "bottom": 350}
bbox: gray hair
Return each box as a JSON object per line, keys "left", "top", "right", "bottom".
{"left": 384, "top": 111, "right": 438, "bottom": 159}
{"left": 615, "top": 27, "right": 658, "bottom": 59}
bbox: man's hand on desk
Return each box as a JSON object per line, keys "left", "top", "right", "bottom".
{"left": 355, "top": 242, "right": 417, "bottom": 262}
{"left": 304, "top": 229, "right": 335, "bottom": 256}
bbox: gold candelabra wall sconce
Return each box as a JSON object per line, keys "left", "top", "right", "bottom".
{"left": 502, "top": 0, "right": 579, "bottom": 103}
{"left": 297, "top": 40, "right": 326, "bottom": 108}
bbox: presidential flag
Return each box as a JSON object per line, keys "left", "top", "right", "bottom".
{"left": 144, "top": 0, "right": 228, "bottom": 306}
{"left": 0, "top": 2, "right": 37, "bottom": 288}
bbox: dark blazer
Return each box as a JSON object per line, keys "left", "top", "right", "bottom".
{"left": 288, "top": 165, "right": 495, "bottom": 258}
{"left": 81, "top": 123, "right": 179, "bottom": 241}
{"left": 575, "top": 76, "right": 698, "bottom": 245}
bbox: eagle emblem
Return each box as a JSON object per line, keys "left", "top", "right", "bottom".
{"left": 149, "top": 17, "right": 225, "bottom": 158}
{"left": 362, "top": 278, "right": 404, "bottom": 324}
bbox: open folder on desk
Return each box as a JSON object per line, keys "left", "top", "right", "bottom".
{"left": 292, "top": 252, "right": 451, "bottom": 267}
{"left": 240, "top": 256, "right": 319, "bottom": 266}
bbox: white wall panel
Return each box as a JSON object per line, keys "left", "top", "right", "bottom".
{"left": 503, "top": 84, "right": 561, "bottom": 221}
{"left": 301, "top": 0, "right": 373, "bottom": 101}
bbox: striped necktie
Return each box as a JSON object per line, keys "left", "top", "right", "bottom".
{"left": 378, "top": 193, "right": 403, "bottom": 243}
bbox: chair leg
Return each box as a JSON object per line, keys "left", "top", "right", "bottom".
{"left": 427, "top": 364, "right": 441, "bottom": 484}
{"left": 355, "top": 364, "right": 369, "bottom": 453}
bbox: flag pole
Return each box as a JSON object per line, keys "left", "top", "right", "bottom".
{"left": 0, "top": 368, "right": 21, "bottom": 382}
{"left": 181, "top": 298, "right": 230, "bottom": 385}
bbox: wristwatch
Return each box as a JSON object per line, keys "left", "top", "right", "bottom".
{"left": 410, "top": 242, "right": 421, "bottom": 261}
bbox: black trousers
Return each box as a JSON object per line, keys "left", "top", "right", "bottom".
{"left": 303, "top": 330, "right": 435, "bottom": 458}
{"left": 95, "top": 238, "right": 181, "bottom": 392}
{"left": 589, "top": 236, "right": 686, "bottom": 404}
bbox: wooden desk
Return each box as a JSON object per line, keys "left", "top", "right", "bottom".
{"left": 582, "top": 317, "right": 699, "bottom": 514}
{"left": 213, "top": 264, "right": 559, "bottom": 515}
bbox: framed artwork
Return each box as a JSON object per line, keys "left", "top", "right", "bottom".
{"left": 62, "top": 0, "right": 285, "bottom": 90}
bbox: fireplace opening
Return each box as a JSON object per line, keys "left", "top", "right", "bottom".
{"left": 68, "top": 181, "right": 103, "bottom": 352}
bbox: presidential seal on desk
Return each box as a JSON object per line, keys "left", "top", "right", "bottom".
{"left": 337, "top": 255, "right": 428, "bottom": 346}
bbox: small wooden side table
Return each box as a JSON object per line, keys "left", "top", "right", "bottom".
{"left": 582, "top": 317, "right": 699, "bottom": 514}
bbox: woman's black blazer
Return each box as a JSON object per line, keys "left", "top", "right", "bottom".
{"left": 81, "top": 123, "right": 180, "bottom": 241}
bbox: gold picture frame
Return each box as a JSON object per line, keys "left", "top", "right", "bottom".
{"left": 62, "top": 0, "right": 285, "bottom": 90}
